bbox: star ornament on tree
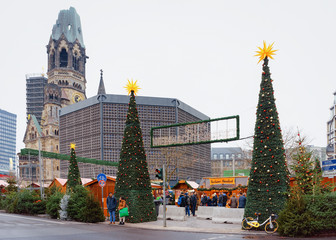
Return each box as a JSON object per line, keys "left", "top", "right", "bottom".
{"left": 124, "top": 79, "right": 141, "bottom": 95}
{"left": 255, "top": 41, "right": 277, "bottom": 64}
{"left": 70, "top": 143, "right": 76, "bottom": 149}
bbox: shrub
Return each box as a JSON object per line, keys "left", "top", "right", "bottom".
{"left": 3, "top": 192, "right": 18, "bottom": 213}
{"left": 278, "top": 192, "right": 336, "bottom": 237}
{"left": 46, "top": 190, "right": 64, "bottom": 219}
{"left": 67, "top": 185, "right": 105, "bottom": 223}
{"left": 82, "top": 194, "right": 105, "bottom": 223}
{"left": 15, "top": 190, "right": 46, "bottom": 215}
{"left": 278, "top": 194, "right": 314, "bottom": 237}
{"left": 67, "top": 185, "right": 89, "bottom": 221}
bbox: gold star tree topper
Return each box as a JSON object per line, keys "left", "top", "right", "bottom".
{"left": 70, "top": 143, "right": 76, "bottom": 149}
{"left": 124, "top": 79, "right": 140, "bottom": 95}
{"left": 255, "top": 41, "right": 277, "bottom": 64}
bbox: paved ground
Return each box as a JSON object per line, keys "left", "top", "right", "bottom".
{"left": 0, "top": 213, "right": 335, "bottom": 240}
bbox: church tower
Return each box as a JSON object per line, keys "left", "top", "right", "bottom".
{"left": 22, "top": 7, "right": 87, "bottom": 183}
{"left": 46, "top": 7, "right": 87, "bottom": 106}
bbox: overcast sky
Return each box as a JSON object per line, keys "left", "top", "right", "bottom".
{"left": 1, "top": 0, "right": 335, "bottom": 153}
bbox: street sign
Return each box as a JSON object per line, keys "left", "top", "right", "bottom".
{"left": 98, "top": 180, "right": 106, "bottom": 187}
{"left": 322, "top": 159, "right": 336, "bottom": 178}
{"left": 97, "top": 173, "right": 107, "bottom": 182}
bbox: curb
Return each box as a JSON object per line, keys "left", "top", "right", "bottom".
{"left": 102, "top": 221, "right": 267, "bottom": 235}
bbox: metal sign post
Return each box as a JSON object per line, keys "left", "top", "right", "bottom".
{"left": 97, "top": 173, "right": 107, "bottom": 209}
{"left": 163, "top": 163, "right": 166, "bottom": 227}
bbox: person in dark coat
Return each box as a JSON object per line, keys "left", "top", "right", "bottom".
{"left": 184, "top": 192, "right": 191, "bottom": 216}
{"left": 238, "top": 193, "right": 247, "bottom": 208}
{"left": 190, "top": 192, "right": 197, "bottom": 216}
{"left": 207, "top": 195, "right": 212, "bottom": 206}
{"left": 201, "top": 194, "right": 207, "bottom": 206}
{"left": 222, "top": 192, "right": 228, "bottom": 207}
{"left": 106, "top": 192, "right": 117, "bottom": 224}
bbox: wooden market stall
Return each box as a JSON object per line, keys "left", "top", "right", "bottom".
{"left": 48, "top": 178, "right": 93, "bottom": 193}
{"left": 172, "top": 180, "right": 199, "bottom": 205}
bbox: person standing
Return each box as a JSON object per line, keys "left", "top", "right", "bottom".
{"left": 184, "top": 192, "right": 191, "bottom": 216}
{"left": 118, "top": 197, "right": 127, "bottom": 225}
{"left": 212, "top": 193, "right": 218, "bottom": 206}
{"left": 218, "top": 193, "right": 223, "bottom": 207}
{"left": 178, "top": 192, "right": 185, "bottom": 207}
{"left": 191, "top": 192, "right": 197, "bottom": 216}
{"left": 201, "top": 194, "right": 207, "bottom": 206}
{"left": 222, "top": 192, "right": 228, "bottom": 207}
{"left": 238, "top": 193, "right": 247, "bottom": 208}
{"left": 106, "top": 192, "right": 117, "bottom": 224}
{"left": 229, "top": 193, "right": 238, "bottom": 208}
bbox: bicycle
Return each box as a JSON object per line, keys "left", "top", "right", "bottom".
{"left": 241, "top": 212, "right": 278, "bottom": 234}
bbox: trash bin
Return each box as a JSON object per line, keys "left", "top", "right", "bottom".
{"left": 154, "top": 200, "right": 162, "bottom": 216}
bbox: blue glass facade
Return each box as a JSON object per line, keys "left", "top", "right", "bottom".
{"left": 0, "top": 109, "right": 17, "bottom": 175}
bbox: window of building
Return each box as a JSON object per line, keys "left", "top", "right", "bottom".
{"left": 73, "top": 52, "right": 79, "bottom": 71}
{"left": 213, "top": 154, "right": 218, "bottom": 159}
{"left": 238, "top": 153, "right": 242, "bottom": 159}
{"left": 219, "top": 153, "right": 224, "bottom": 159}
{"left": 60, "top": 48, "right": 68, "bottom": 67}
{"left": 226, "top": 154, "right": 230, "bottom": 159}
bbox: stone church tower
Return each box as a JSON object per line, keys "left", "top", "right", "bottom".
{"left": 23, "top": 7, "right": 87, "bottom": 182}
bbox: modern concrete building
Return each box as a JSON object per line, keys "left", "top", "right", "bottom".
{"left": 211, "top": 147, "right": 251, "bottom": 177}
{"left": 327, "top": 91, "right": 336, "bottom": 160}
{"left": 59, "top": 80, "right": 211, "bottom": 181}
{"left": 0, "top": 109, "right": 17, "bottom": 175}
{"left": 26, "top": 74, "right": 48, "bottom": 124}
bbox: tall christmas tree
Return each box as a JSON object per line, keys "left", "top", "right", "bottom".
{"left": 67, "top": 143, "right": 82, "bottom": 192}
{"left": 115, "top": 80, "right": 157, "bottom": 223}
{"left": 244, "top": 42, "right": 290, "bottom": 222}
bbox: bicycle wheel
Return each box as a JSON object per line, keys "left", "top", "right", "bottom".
{"left": 241, "top": 217, "right": 254, "bottom": 230}
{"left": 265, "top": 220, "right": 278, "bottom": 233}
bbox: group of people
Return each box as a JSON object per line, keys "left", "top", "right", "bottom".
{"left": 177, "top": 191, "right": 198, "bottom": 216}
{"left": 201, "top": 192, "right": 246, "bottom": 208}
{"left": 106, "top": 193, "right": 127, "bottom": 225}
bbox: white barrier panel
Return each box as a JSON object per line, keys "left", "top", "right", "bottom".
{"left": 196, "top": 206, "right": 214, "bottom": 220}
{"left": 212, "top": 207, "right": 244, "bottom": 223}
{"left": 158, "top": 205, "right": 187, "bottom": 221}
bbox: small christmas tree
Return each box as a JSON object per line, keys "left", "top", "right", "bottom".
{"left": 291, "top": 133, "right": 329, "bottom": 195}
{"left": 244, "top": 42, "right": 290, "bottom": 223}
{"left": 114, "top": 80, "right": 156, "bottom": 223}
{"left": 67, "top": 143, "right": 82, "bottom": 192}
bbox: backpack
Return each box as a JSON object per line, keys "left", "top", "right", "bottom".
{"left": 186, "top": 196, "right": 191, "bottom": 206}
{"left": 219, "top": 194, "right": 223, "bottom": 203}
{"left": 180, "top": 196, "right": 186, "bottom": 207}
{"left": 178, "top": 196, "right": 182, "bottom": 206}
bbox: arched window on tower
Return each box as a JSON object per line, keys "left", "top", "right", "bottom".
{"left": 60, "top": 48, "right": 68, "bottom": 67}
{"left": 50, "top": 51, "right": 55, "bottom": 69}
{"left": 73, "top": 52, "right": 79, "bottom": 71}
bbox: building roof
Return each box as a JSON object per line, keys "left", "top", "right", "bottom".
{"left": 60, "top": 93, "right": 209, "bottom": 121}
{"left": 172, "top": 180, "right": 199, "bottom": 189}
{"left": 0, "top": 180, "right": 8, "bottom": 187}
{"left": 51, "top": 177, "right": 91, "bottom": 187}
{"left": 211, "top": 147, "right": 243, "bottom": 160}
{"left": 51, "top": 7, "right": 85, "bottom": 47}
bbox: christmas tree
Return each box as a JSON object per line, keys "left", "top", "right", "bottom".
{"left": 114, "top": 80, "right": 157, "bottom": 223}
{"left": 291, "top": 133, "right": 328, "bottom": 195}
{"left": 67, "top": 143, "right": 82, "bottom": 192}
{"left": 244, "top": 42, "right": 290, "bottom": 223}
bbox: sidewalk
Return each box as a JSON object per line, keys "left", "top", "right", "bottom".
{"left": 104, "top": 216, "right": 266, "bottom": 235}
